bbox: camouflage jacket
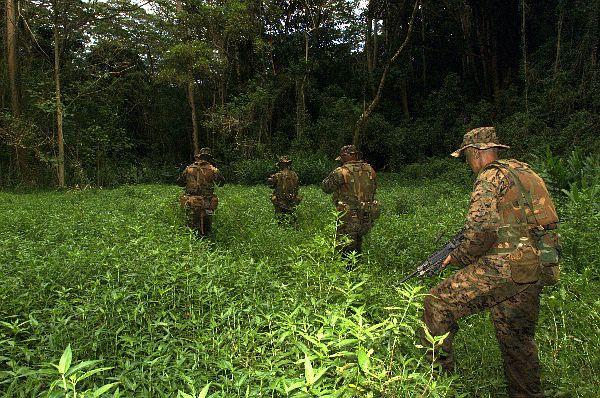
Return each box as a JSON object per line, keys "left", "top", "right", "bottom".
{"left": 451, "top": 159, "right": 558, "bottom": 266}
{"left": 179, "top": 160, "right": 224, "bottom": 197}
{"left": 322, "top": 160, "right": 377, "bottom": 209}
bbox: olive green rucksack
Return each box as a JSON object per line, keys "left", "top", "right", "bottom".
{"left": 339, "top": 162, "right": 380, "bottom": 219}
{"left": 276, "top": 170, "right": 299, "bottom": 200}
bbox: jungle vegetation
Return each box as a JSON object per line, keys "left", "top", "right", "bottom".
{"left": 1, "top": 0, "right": 598, "bottom": 187}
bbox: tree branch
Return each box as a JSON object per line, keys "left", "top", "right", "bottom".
{"left": 352, "top": 0, "right": 421, "bottom": 146}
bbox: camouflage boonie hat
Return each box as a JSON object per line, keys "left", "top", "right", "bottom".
{"left": 277, "top": 155, "right": 292, "bottom": 166}
{"left": 335, "top": 145, "right": 359, "bottom": 161}
{"left": 451, "top": 127, "right": 510, "bottom": 157}
{"left": 195, "top": 147, "right": 213, "bottom": 160}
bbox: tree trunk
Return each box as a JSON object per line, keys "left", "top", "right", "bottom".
{"left": 296, "top": 32, "right": 309, "bottom": 139}
{"left": 53, "top": 5, "right": 65, "bottom": 188}
{"left": 554, "top": 4, "right": 564, "bottom": 76}
{"left": 353, "top": 0, "right": 420, "bottom": 146}
{"left": 492, "top": 34, "right": 500, "bottom": 99}
{"left": 6, "top": 0, "right": 20, "bottom": 117}
{"left": 420, "top": 4, "right": 426, "bottom": 89}
{"left": 6, "top": 0, "right": 29, "bottom": 182}
{"left": 401, "top": 79, "right": 410, "bottom": 118}
{"left": 520, "top": 0, "right": 529, "bottom": 112}
{"left": 366, "top": 16, "right": 373, "bottom": 75}
{"left": 186, "top": 81, "right": 200, "bottom": 155}
{"left": 175, "top": 0, "right": 200, "bottom": 154}
{"left": 372, "top": 19, "right": 378, "bottom": 70}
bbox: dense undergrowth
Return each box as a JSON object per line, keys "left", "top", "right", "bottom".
{"left": 1, "top": 170, "right": 598, "bottom": 397}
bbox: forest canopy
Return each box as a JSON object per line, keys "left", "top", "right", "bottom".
{"left": 1, "top": 0, "right": 599, "bottom": 187}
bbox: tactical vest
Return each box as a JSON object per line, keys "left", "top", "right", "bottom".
{"left": 489, "top": 160, "right": 560, "bottom": 284}
{"left": 335, "top": 162, "right": 379, "bottom": 219}
{"left": 185, "top": 161, "right": 215, "bottom": 197}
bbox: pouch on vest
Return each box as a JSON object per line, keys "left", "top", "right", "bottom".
{"left": 508, "top": 238, "right": 541, "bottom": 284}
{"left": 179, "top": 194, "right": 189, "bottom": 208}
{"left": 533, "top": 227, "right": 561, "bottom": 285}
{"left": 361, "top": 200, "right": 381, "bottom": 220}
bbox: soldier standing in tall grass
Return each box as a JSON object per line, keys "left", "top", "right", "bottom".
{"left": 178, "top": 147, "right": 224, "bottom": 237}
{"left": 422, "top": 127, "right": 561, "bottom": 397}
{"left": 322, "top": 145, "right": 380, "bottom": 261}
{"left": 267, "top": 156, "right": 301, "bottom": 226}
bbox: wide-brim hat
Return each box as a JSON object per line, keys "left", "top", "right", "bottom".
{"left": 196, "top": 147, "right": 213, "bottom": 160}
{"left": 451, "top": 127, "right": 510, "bottom": 157}
{"left": 335, "top": 144, "right": 358, "bottom": 161}
{"left": 276, "top": 155, "right": 292, "bottom": 166}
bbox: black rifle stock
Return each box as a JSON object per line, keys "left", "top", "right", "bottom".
{"left": 400, "top": 229, "right": 465, "bottom": 284}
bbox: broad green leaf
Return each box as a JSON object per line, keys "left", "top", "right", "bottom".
{"left": 76, "top": 366, "right": 113, "bottom": 383}
{"left": 285, "top": 380, "right": 305, "bottom": 394}
{"left": 91, "top": 382, "right": 119, "bottom": 397}
{"left": 357, "top": 347, "right": 370, "bottom": 373}
{"left": 198, "top": 383, "right": 211, "bottom": 398}
{"left": 58, "top": 345, "right": 72, "bottom": 375}
{"left": 304, "top": 353, "right": 315, "bottom": 386}
{"left": 313, "top": 366, "right": 328, "bottom": 384}
{"left": 66, "top": 360, "right": 102, "bottom": 376}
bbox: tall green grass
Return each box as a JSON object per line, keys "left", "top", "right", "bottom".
{"left": 0, "top": 175, "right": 598, "bottom": 397}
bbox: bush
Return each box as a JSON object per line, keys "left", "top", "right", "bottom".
{"left": 530, "top": 147, "right": 600, "bottom": 192}
{"left": 400, "top": 157, "right": 472, "bottom": 187}
{"left": 222, "top": 158, "right": 274, "bottom": 185}
{"left": 222, "top": 153, "right": 335, "bottom": 185}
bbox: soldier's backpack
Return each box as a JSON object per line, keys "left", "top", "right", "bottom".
{"left": 185, "top": 164, "right": 209, "bottom": 195}
{"left": 275, "top": 170, "right": 299, "bottom": 201}
{"left": 493, "top": 160, "right": 561, "bottom": 285}
{"left": 339, "top": 162, "right": 380, "bottom": 219}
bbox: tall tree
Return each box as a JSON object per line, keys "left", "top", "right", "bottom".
{"left": 353, "top": 0, "right": 420, "bottom": 146}
{"left": 175, "top": 0, "right": 200, "bottom": 155}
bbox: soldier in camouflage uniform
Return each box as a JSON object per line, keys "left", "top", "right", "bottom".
{"left": 178, "top": 147, "right": 225, "bottom": 236}
{"left": 267, "top": 156, "right": 302, "bottom": 225}
{"left": 421, "top": 127, "right": 561, "bottom": 397}
{"left": 322, "top": 145, "right": 380, "bottom": 256}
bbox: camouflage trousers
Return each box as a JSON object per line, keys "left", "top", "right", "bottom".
{"left": 186, "top": 206, "right": 213, "bottom": 236}
{"left": 337, "top": 210, "right": 373, "bottom": 255}
{"left": 273, "top": 200, "right": 298, "bottom": 226}
{"left": 422, "top": 257, "right": 544, "bottom": 398}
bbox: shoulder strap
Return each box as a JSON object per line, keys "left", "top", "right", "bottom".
{"left": 493, "top": 161, "right": 539, "bottom": 226}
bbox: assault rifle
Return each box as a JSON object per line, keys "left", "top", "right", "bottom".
{"left": 400, "top": 229, "right": 465, "bottom": 283}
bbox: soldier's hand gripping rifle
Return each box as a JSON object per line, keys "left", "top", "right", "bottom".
{"left": 399, "top": 229, "right": 465, "bottom": 283}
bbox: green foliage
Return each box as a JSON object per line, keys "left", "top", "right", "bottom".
{"left": 222, "top": 153, "right": 335, "bottom": 185}
{"left": 399, "top": 158, "right": 472, "bottom": 187}
{"left": 530, "top": 147, "right": 600, "bottom": 192}
{"left": 1, "top": 169, "right": 598, "bottom": 396}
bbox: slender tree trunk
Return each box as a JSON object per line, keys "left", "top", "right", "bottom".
{"left": 6, "top": 0, "right": 29, "bottom": 182}
{"left": 366, "top": 16, "right": 373, "bottom": 75}
{"left": 554, "top": 4, "right": 564, "bottom": 76}
{"left": 186, "top": 82, "right": 200, "bottom": 155}
{"left": 401, "top": 79, "right": 410, "bottom": 118}
{"left": 372, "top": 19, "right": 378, "bottom": 70}
{"left": 492, "top": 34, "right": 500, "bottom": 99}
{"left": 53, "top": 5, "right": 65, "bottom": 188}
{"left": 353, "top": 0, "right": 420, "bottom": 146}
{"left": 521, "top": 0, "right": 529, "bottom": 112}
{"left": 420, "top": 4, "right": 426, "bottom": 89}
{"left": 296, "top": 32, "right": 309, "bottom": 139}
{"left": 175, "top": 0, "right": 200, "bottom": 155}
{"left": 6, "top": 0, "right": 20, "bottom": 117}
